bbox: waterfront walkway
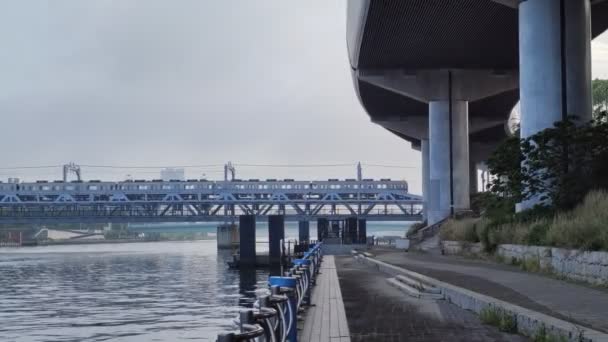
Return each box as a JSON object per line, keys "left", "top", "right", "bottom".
{"left": 334, "top": 256, "right": 526, "bottom": 342}
{"left": 373, "top": 250, "right": 608, "bottom": 334}
{"left": 301, "top": 255, "right": 351, "bottom": 342}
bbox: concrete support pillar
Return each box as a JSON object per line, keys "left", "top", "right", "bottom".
{"left": 428, "top": 100, "right": 469, "bottom": 224}
{"left": 298, "top": 221, "right": 310, "bottom": 243}
{"left": 565, "top": 0, "right": 592, "bottom": 122}
{"left": 357, "top": 219, "right": 367, "bottom": 244}
{"left": 239, "top": 215, "right": 256, "bottom": 265}
{"left": 268, "top": 215, "right": 284, "bottom": 265}
{"left": 519, "top": 0, "right": 563, "bottom": 140}
{"left": 345, "top": 217, "right": 358, "bottom": 243}
{"left": 217, "top": 223, "right": 239, "bottom": 250}
{"left": 421, "top": 139, "right": 430, "bottom": 222}
{"left": 470, "top": 160, "right": 478, "bottom": 194}
{"left": 519, "top": 0, "right": 592, "bottom": 209}
{"left": 317, "top": 218, "right": 328, "bottom": 241}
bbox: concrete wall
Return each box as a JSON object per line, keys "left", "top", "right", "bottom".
{"left": 497, "top": 244, "right": 608, "bottom": 286}
{"left": 441, "top": 241, "right": 608, "bottom": 286}
{"left": 355, "top": 254, "right": 608, "bottom": 341}
{"left": 322, "top": 244, "right": 367, "bottom": 255}
{"left": 441, "top": 240, "right": 483, "bottom": 255}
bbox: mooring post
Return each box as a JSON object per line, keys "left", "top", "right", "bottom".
{"left": 269, "top": 276, "right": 298, "bottom": 342}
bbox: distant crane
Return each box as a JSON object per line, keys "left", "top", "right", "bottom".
{"left": 63, "top": 162, "right": 82, "bottom": 182}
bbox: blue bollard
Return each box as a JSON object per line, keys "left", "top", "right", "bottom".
{"left": 269, "top": 276, "right": 298, "bottom": 342}
{"left": 293, "top": 259, "right": 312, "bottom": 305}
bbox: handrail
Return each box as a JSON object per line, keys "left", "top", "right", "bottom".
{"left": 217, "top": 242, "right": 323, "bottom": 342}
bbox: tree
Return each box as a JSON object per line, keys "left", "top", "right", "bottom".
{"left": 486, "top": 111, "right": 608, "bottom": 212}
{"left": 593, "top": 79, "right": 608, "bottom": 116}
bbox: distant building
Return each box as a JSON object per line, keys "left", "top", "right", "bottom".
{"left": 7, "top": 178, "right": 19, "bottom": 184}
{"left": 160, "top": 168, "right": 185, "bottom": 181}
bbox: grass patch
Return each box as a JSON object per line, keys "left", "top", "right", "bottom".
{"left": 440, "top": 218, "right": 483, "bottom": 243}
{"left": 479, "top": 306, "right": 518, "bottom": 334}
{"left": 447, "top": 190, "right": 608, "bottom": 252}
{"left": 519, "top": 256, "right": 542, "bottom": 273}
{"left": 532, "top": 325, "right": 569, "bottom": 342}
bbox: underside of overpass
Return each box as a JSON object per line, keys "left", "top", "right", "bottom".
{"left": 347, "top": 0, "right": 608, "bottom": 223}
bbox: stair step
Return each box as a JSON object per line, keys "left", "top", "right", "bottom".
{"left": 395, "top": 274, "right": 442, "bottom": 295}
{"left": 386, "top": 278, "right": 443, "bottom": 300}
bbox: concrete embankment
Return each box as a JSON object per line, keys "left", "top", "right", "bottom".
{"left": 357, "top": 250, "right": 608, "bottom": 341}
{"left": 442, "top": 241, "right": 608, "bottom": 286}
{"left": 335, "top": 256, "right": 526, "bottom": 342}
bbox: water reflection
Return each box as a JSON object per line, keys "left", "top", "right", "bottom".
{"left": 0, "top": 241, "right": 269, "bottom": 342}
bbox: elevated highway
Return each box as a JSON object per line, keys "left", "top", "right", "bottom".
{"left": 347, "top": 0, "right": 608, "bottom": 223}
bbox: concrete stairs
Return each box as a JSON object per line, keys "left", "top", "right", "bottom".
{"left": 386, "top": 273, "right": 443, "bottom": 300}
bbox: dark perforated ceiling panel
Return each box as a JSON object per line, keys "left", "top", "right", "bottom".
{"left": 358, "top": 0, "right": 519, "bottom": 69}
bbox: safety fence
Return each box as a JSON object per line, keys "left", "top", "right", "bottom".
{"left": 217, "top": 242, "right": 323, "bottom": 342}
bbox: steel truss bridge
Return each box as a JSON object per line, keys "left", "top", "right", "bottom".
{"left": 0, "top": 179, "right": 423, "bottom": 224}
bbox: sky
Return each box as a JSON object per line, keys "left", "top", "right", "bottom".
{"left": 0, "top": 1, "right": 607, "bottom": 195}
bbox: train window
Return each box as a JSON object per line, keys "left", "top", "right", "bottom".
{"left": 88, "top": 185, "right": 98, "bottom": 191}
{"left": 162, "top": 185, "right": 173, "bottom": 190}
{"left": 138, "top": 185, "right": 149, "bottom": 190}
{"left": 185, "top": 185, "right": 195, "bottom": 190}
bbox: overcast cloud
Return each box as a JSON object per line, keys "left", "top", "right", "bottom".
{"left": 1, "top": 1, "right": 607, "bottom": 195}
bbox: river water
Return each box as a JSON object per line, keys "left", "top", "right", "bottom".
{"left": 0, "top": 222, "right": 410, "bottom": 342}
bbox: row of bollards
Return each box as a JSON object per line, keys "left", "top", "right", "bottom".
{"left": 217, "top": 242, "right": 323, "bottom": 342}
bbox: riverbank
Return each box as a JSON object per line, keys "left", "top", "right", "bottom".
{"left": 365, "top": 248, "right": 608, "bottom": 339}
{"left": 335, "top": 255, "right": 526, "bottom": 341}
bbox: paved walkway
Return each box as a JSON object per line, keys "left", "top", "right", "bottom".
{"left": 373, "top": 249, "right": 608, "bottom": 333}
{"left": 334, "top": 256, "right": 527, "bottom": 342}
{"left": 301, "top": 255, "right": 350, "bottom": 342}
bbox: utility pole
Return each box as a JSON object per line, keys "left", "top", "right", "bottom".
{"left": 63, "top": 162, "right": 82, "bottom": 182}
{"left": 224, "top": 162, "right": 235, "bottom": 181}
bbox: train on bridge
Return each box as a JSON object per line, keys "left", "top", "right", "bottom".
{"left": 0, "top": 179, "right": 423, "bottom": 224}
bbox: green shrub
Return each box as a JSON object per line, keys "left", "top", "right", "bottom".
{"left": 474, "top": 191, "right": 608, "bottom": 252}
{"left": 479, "top": 306, "right": 518, "bottom": 334}
{"left": 526, "top": 221, "right": 550, "bottom": 246}
{"left": 479, "top": 307, "right": 502, "bottom": 326}
{"left": 499, "top": 313, "right": 518, "bottom": 334}
{"left": 407, "top": 221, "right": 427, "bottom": 237}
{"left": 533, "top": 325, "right": 568, "bottom": 342}
{"left": 520, "top": 257, "right": 541, "bottom": 273}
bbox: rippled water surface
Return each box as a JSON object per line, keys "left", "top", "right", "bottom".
{"left": 0, "top": 241, "right": 269, "bottom": 342}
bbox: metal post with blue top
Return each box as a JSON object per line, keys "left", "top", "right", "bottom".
{"left": 217, "top": 241, "right": 323, "bottom": 342}
{"left": 269, "top": 276, "right": 298, "bottom": 342}
{"left": 293, "top": 258, "right": 312, "bottom": 305}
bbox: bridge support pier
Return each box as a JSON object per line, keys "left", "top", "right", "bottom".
{"left": 518, "top": 0, "right": 592, "bottom": 210}
{"left": 357, "top": 219, "right": 367, "bottom": 244}
{"left": 345, "top": 217, "right": 358, "bottom": 243}
{"left": 429, "top": 100, "right": 469, "bottom": 224}
{"left": 358, "top": 69, "right": 517, "bottom": 223}
{"left": 217, "top": 223, "right": 239, "bottom": 250}
{"left": 470, "top": 160, "right": 478, "bottom": 194}
{"left": 239, "top": 215, "right": 256, "bottom": 266}
{"left": 268, "top": 215, "right": 285, "bottom": 265}
{"left": 421, "top": 139, "right": 430, "bottom": 223}
{"left": 298, "top": 221, "right": 310, "bottom": 243}
{"left": 317, "top": 218, "right": 329, "bottom": 241}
